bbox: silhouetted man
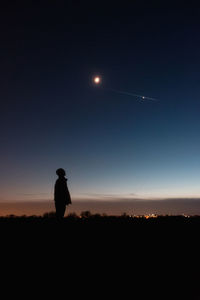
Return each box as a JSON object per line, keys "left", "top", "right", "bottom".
{"left": 54, "top": 168, "right": 71, "bottom": 219}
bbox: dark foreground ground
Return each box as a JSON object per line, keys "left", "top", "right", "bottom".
{"left": 1, "top": 215, "right": 199, "bottom": 299}
{"left": 1, "top": 214, "right": 200, "bottom": 252}
{"left": 1, "top": 213, "right": 200, "bottom": 238}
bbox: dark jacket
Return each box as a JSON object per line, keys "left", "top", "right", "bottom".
{"left": 54, "top": 177, "right": 72, "bottom": 205}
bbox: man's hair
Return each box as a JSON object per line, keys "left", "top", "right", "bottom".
{"left": 56, "top": 168, "right": 66, "bottom": 177}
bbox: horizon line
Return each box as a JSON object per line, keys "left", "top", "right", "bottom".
{"left": 1, "top": 196, "right": 200, "bottom": 203}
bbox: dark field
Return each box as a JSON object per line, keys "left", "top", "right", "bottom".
{"left": 1, "top": 214, "right": 200, "bottom": 237}
{"left": 1, "top": 214, "right": 199, "bottom": 299}
{"left": 1, "top": 214, "right": 200, "bottom": 250}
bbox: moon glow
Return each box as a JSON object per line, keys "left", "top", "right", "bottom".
{"left": 93, "top": 76, "right": 101, "bottom": 85}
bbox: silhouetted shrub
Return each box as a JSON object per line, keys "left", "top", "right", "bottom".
{"left": 43, "top": 211, "right": 56, "bottom": 218}
{"left": 67, "top": 212, "right": 79, "bottom": 219}
{"left": 80, "top": 210, "right": 92, "bottom": 218}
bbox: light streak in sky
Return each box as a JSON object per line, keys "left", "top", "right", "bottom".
{"left": 107, "top": 88, "right": 158, "bottom": 102}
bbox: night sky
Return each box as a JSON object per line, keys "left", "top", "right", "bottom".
{"left": 1, "top": 2, "right": 200, "bottom": 215}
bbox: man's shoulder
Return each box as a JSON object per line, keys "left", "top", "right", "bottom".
{"left": 55, "top": 178, "right": 66, "bottom": 185}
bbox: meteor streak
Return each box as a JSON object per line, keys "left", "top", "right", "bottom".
{"left": 107, "top": 88, "right": 158, "bottom": 101}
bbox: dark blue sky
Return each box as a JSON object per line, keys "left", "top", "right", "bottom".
{"left": 1, "top": 2, "right": 200, "bottom": 210}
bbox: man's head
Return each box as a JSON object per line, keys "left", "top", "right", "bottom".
{"left": 56, "top": 168, "right": 66, "bottom": 177}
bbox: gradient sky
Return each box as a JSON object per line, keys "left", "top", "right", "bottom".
{"left": 1, "top": 2, "right": 200, "bottom": 214}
